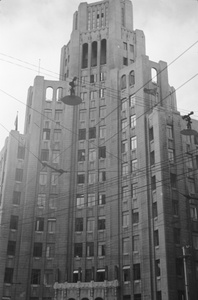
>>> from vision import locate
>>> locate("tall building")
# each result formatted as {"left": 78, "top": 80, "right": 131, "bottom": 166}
{"left": 0, "top": 0, "right": 198, "bottom": 300}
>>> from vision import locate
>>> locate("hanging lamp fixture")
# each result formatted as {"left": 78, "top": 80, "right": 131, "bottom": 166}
{"left": 61, "top": 77, "right": 82, "bottom": 106}
{"left": 181, "top": 111, "right": 198, "bottom": 136}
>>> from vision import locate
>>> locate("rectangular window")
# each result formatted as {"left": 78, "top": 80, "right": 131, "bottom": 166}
{"left": 4, "top": 268, "right": 13, "bottom": 284}
{"left": 39, "top": 172, "right": 47, "bottom": 186}
{"left": 168, "top": 149, "right": 175, "bottom": 163}
{"left": 46, "top": 243, "right": 55, "bottom": 258}
{"left": 173, "top": 200, "right": 179, "bottom": 216}
{"left": 47, "top": 219, "right": 56, "bottom": 233}
{"left": 99, "top": 126, "right": 106, "bottom": 138}
{"left": 154, "top": 230, "right": 159, "bottom": 246}
{"left": 35, "top": 217, "right": 44, "bottom": 232}
{"left": 123, "top": 212, "right": 129, "bottom": 227}
{"left": 188, "top": 178, "right": 195, "bottom": 195}
{"left": 150, "top": 151, "right": 155, "bottom": 166}
{"left": 123, "top": 237, "right": 129, "bottom": 254}
{"left": 174, "top": 228, "right": 180, "bottom": 244}
{"left": 90, "top": 90, "right": 97, "bottom": 100}
{"left": 98, "top": 242, "right": 105, "bottom": 256}
{"left": 167, "top": 125, "right": 173, "bottom": 139}
{"left": 77, "top": 194, "right": 85, "bottom": 208}
{"left": 15, "top": 168, "right": 23, "bottom": 182}
{"left": 17, "top": 146, "right": 25, "bottom": 159}
{"left": 77, "top": 173, "right": 85, "bottom": 184}
{"left": 99, "top": 88, "right": 105, "bottom": 98}
{"left": 31, "top": 269, "right": 41, "bottom": 285}
{"left": 134, "top": 294, "right": 141, "bottom": 300}
{"left": 121, "top": 119, "right": 127, "bottom": 131}
{"left": 149, "top": 127, "right": 154, "bottom": 141}
{"left": 153, "top": 202, "right": 158, "bottom": 218}
{"left": 44, "top": 109, "right": 52, "bottom": 119}
{"left": 54, "top": 130, "right": 61, "bottom": 141}
{"left": 49, "top": 195, "right": 56, "bottom": 209}
{"left": 131, "top": 159, "right": 137, "bottom": 172}
{"left": 155, "top": 259, "right": 161, "bottom": 277}
{"left": 51, "top": 173, "right": 59, "bottom": 186}
{"left": 78, "top": 149, "right": 85, "bottom": 161}
{"left": 33, "top": 243, "right": 42, "bottom": 257}
{"left": 123, "top": 57, "right": 128, "bottom": 66}
{"left": 190, "top": 204, "right": 197, "bottom": 220}
{"left": 99, "top": 170, "right": 106, "bottom": 182}
{"left": 129, "top": 94, "right": 135, "bottom": 107}
{"left": 193, "top": 235, "right": 198, "bottom": 249}
{"left": 99, "top": 106, "right": 106, "bottom": 118}
{"left": 170, "top": 173, "right": 177, "bottom": 188}
{"left": 44, "top": 270, "right": 53, "bottom": 286}
{"left": 130, "top": 115, "right": 136, "bottom": 128}
{"left": 130, "top": 44, "right": 134, "bottom": 53}
{"left": 55, "top": 110, "right": 62, "bottom": 121}
{"left": 10, "top": 215, "right": 18, "bottom": 230}
{"left": 130, "top": 136, "right": 137, "bottom": 150}
{"left": 52, "top": 151, "right": 60, "bottom": 164}
{"left": 176, "top": 258, "right": 183, "bottom": 276}
{"left": 86, "top": 242, "right": 94, "bottom": 257}
{"left": 122, "top": 163, "right": 128, "bottom": 176}
{"left": 132, "top": 183, "right": 137, "bottom": 198}
{"left": 43, "top": 129, "right": 50, "bottom": 140}
{"left": 122, "top": 186, "right": 128, "bottom": 202}
{"left": 133, "top": 263, "right": 141, "bottom": 280}
{"left": 88, "top": 172, "right": 96, "bottom": 184}
{"left": 123, "top": 42, "right": 127, "bottom": 50}
{"left": 87, "top": 218, "right": 95, "bottom": 232}
{"left": 99, "top": 146, "right": 106, "bottom": 158}
{"left": 132, "top": 235, "right": 139, "bottom": 252}
{"left": 132, "top": 209, "right": 139, "bottom": 225}
{"left": 89, "top": 149, "right": 96, "bottom": 161}
{"left": 121, "top": 140, "right": 128, "bottom": 153}
{"left": 121, "top": 98, "right": 127, "bottom": 111}
{"left": 151, "top": 176, "right": 156, "bottom": 191}
{"left": 90, "top": 109, "right": 96, "bottom": 120}
{"left": 13, "top": 191, "right": 21, "bottom": 205}
{"left": 123, "top": 266, "right": 130, "bottom": 282}
{"left": 7, "top": 241, "right": 16, "bottom": 256}
{"left": 98, "top": 193, "right": 106, "bottom": 205}
{"left": 79, "top": 128, "right": 86, "bottom": 140}
{"left": 85, "top": 269, "right": 92, "bottom": 282}
{"left": 41, "top": 149, "right": 49, "bottom": 162}
{"left": 98, "top": 217, "right": 106, "bottom": 230}
{"left": 89, "top": 127, "right": 96, "bottom": 139}
{"left": 74, "top": 243, "right": 83, "bottom": 257}
{"left": 79, "top": 110, "right": 86, "bottom": 121}
{"left": 88, "top": 194, "right": 95, "bottom": 207}
{"left": 75, "top": 218, "right": 83, "bottom": 232}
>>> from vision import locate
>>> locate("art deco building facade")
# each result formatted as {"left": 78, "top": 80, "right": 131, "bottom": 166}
{"left": 0, "top": 0, "right": 198, "bottom": 300}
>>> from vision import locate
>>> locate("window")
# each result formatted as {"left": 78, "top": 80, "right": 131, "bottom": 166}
{"left": 98, "top": 193, "right": 106, "bottom": 205}
{"left": 99, "top": 126, "right": 106, "bottom": 138}
{"left": 17, "top": 146, "right": 25, "bottom": 159}
{"left": 129, "top": 94, "right": 136, "bottom": 107}
{"left": 33, "top": 243, "right": 42, "bottom": 257}
{"left": 170, "top": 173, "right": 177, "bottom": 188}
{"left": 188, "top": 179, "right": 195, "bottom": 195}
{"left": 123, "top": 238, "right": 129, "bottom": 254}
{"left": 98, "top": 217, "right": 106, "bottom": 230}
{"left": 123, "top": 57, "right": 128, "bottom": 66}
{"left": 129, "top": 70, "right": 135, "bottom": 86}
{"left": 121, "top": 98, "right": 127, "bottom": 111}
{"left": 130, "top": 115, "right": 136, "bottom": 128}
{"left": 51, "top": 173, "right": 59, "bottom": 186}
{"left": 150, "top": 151, "right": 155, "bottom": 166}
{"left": 77, "top": 173, "right": 85, "bottom": 184}
{"left": 77, "top": 194, "right": 85, "bottom": 208}
{"left": 15, "top": 168, "right": 23, "bottom": 182}
{"left": 156, "top": 291, "right": 162, "bottom": 300}
{"left": 44, "top": 109, "right": 52, "bottom": 119}
{"left": 121, "top": 75, "right": 126, "bottom": 89}
{"left": 88, "top": 194, "right": 95, "bottom": 207}
{"left": 52, "top": 150, "right": 60, "bottom": 164}
{"left": 132, "top": 235, "right": 139, "bottom": 252}
{"left": 37, "top": 194, "right": 46, "bottom": 207}
{"left": 99, "top": 170, "right": 106, "bottom": 182}
{"left": 155, "top": 259, "right": 161, "bottom": 277}
{"left": 176, "top": 258, "right": 183, "bottom": 276}
{"left": 123, "top": 266, "right": 130, "bottom": 282}
{"left": 101, "top": 39, "right": 107, "bottom": 65}
{"left": 86, "top": 242, "right": 94, "bottom": 257}
{"left": 153, "top": 202, "right": 158, "bottom": 218}
{"left": 151, "top": 68, "right": 158, "bottom": 83}
{"left": 100, "top": 72, "right": 106, "bottom": 81}
{"left": 47, "top": 219, "right": 56, "bottom": 233}
{"left": 42, "top": 129, "right": 50, "bottom": 140}
{"left": 154, "top": 230, "right": 159, "bottom": 246}
{"left": 121, "top": 119, "right": 127, "bottom": 131}
{"left": 122, "top": 186, "right": 128, "bottom": 202}
{"left": 80, "top": 91, "right": 88, "bottom": 101}
{"left": 44, "top": 121, "right": 50, "bottom": 129}
{"left": 131, "top": 159, "right": 137, "bottom": 172}
{"left": 132, "top": 183, "right": 137, "bottom": 198}
{"left": 41, "top": 149, "right": 49, "bottom": 162}
{"left": 85, "top": 269, "right": 92, "bottom": 282}
{"left": 90, "top": 74, "right": 97, "bottom": 83}
{"left": 132, "top": 209, "right": 139, "bottom": 225}
{"left": 88, "top": 172, "right": 96, "bottom": 184}
{"left": 99, "top": 106, "right": 106, "bottom": 118}
{"left": 167, "top": 125, "right": 173, "bottom": 139}
{"left": 7, "top": 241, "right": 16, "bottom": 256}
{"left": 90, "top": 109, "right": 96, "bottom": 120}
{"left": 13, "top": 191, "right": 21, "bottom": 205}
{"left": 87, "top": 218, "right": 95, "bottom": 232}
{"left": 134, "top": 295, "right": 141, "bottom": 300}
{"left": 168, "top": 149, "right": 174, "bottom": 163}
{"left": 178, "top": 291, "right": 185, "bottom": 300}
{"left": 10, "top": 215, "right": 18, "bottom": 230}
{"left": 75, "top": 218, "right": 83, "bottom": 232}
{"left": 35, "top": 217, "right": 44, "bottom": 232}
{"left": 98, "top": 242, "right": 105, "bottom": 256}
{"left": 46, "top": 243, "right": 55, "bottom": 258}
{"left": 123, "top": 42, "right": 127, "bottom": 50}
{"left": 190, "top": 204, "right": 197, "bottom": 220}
{"left": 89, "top": 149, "right": 96, "bottom": 161}
{"left": 173, "top": 200, "right": 179, "bottom": 216}
{"left": 151, "top": 176, "right": 156, "bottom": 191}
{"left": 4, "top": 268, "right": 13, "bottom": 284}
{"left": 31, "top": 269, "right": 41, "bottom": 285}
{"left": 123, "top": 212, "right": 129, "bottom": 227}
{"left": 54, "top": 130, "right": 61, "bottom": 141}
{"left": 91, "top": 41, "right": 97, "bottom": 67}
{"left": 99, "top": 146, "right": 106, "bottom": 159}
{"left": 90, "top": 90, "right": 97, "bottom": 100}
{"left": 130, "top": 44, "right": 134, "bottom": 53}
{"left": 44, "top": 270, "right": 53, "bottom": 286}
{"left": 133, "top": 263, "right": 141, "bottom": 280}
{"left": 174, "top": 228, "right": 180, "bottom": 244}
{"left": 121, "top": 140, "right": 128, "bottom": 153}
{"left": 130, "top": 136, "right": 137, "bottom": 150}
{"left": 122, "top": 163, "right": 128, "bottom": 176}
{"left": 39, "top": 172, "right": 47, "bottom": 186}
{"left": 96, "top": 269, "right": 105, "bottom": 282}
{"left": 149, "top": 127, "right": 154, "bottom": 141}
{"left": 56, "top": 87, "right": 63, "bottom": 102}
{"left": 89, "top": 127, "right": 96, "bottom": 139}
{"left": 55, "top": 110, "right": 62, "bottom": 121}
{"left": 79, "top": 128, "right": 86, "bottom": 140}
{"left": 74, "top": 243, "right": 83, "bottom": 257}
{"left": 82, "top": 43, "right": 88, "bottom": 68}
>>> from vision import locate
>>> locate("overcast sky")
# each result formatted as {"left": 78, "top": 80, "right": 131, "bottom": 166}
{"left": 0, "top": 0, "right": 197, "bottom": 150}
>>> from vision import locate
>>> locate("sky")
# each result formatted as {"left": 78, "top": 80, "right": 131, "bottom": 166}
{"left": 0, "top": 0, "right": 197, "bottom": 150}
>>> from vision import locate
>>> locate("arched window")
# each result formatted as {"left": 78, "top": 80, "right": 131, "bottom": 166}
{"left": 56, "top": 87, "right": 63, "bottom": 101}
{"left": 129, "top": 70, "right": 135, "bottom": 86}
{"left": 100, "top": 39, "right": 106, "bottom": 65}
{"left": 91, "top": 41, "right": 97, "bottom": 67}
{"left": 151, "top": 68, "right": 157, "bottom": 84}
{"left": 46, "top": 87, "right": 53, "bottom": 101}
{"left": 121, "top": 75, "right": 126, "bottom": 90}
{"left": 82, "top": 43, "right": 88, "bottom": 69}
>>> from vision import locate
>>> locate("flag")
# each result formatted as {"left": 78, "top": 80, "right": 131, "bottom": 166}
{"left": 14, "top": 112, "right": 18, "bottom": 131}
{"left": 144, "top": 87, "right": 157, "bottom": 96}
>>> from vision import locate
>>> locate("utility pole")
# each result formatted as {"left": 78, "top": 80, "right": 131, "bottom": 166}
{"left": 182, "top": 246, "right": 190, "bottom": 300}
